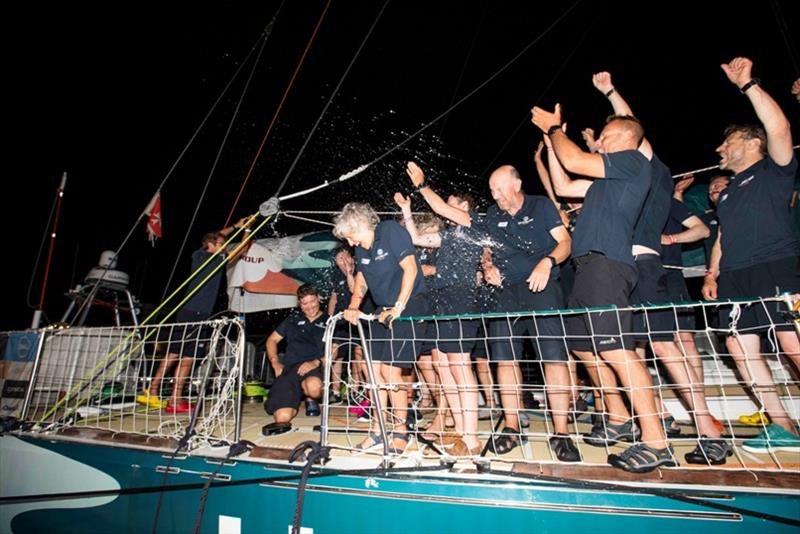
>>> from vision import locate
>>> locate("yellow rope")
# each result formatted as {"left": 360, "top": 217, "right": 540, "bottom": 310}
{"left": 37, "top": 213, "right": 270, "bottom": 424}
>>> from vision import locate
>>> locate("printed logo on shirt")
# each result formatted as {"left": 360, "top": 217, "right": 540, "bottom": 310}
{"left": 738, "top": 175, "right": 755, "bottom": 187}
{"left": 375, "top": 250, "right": 389, "bottom": 262}
{"left": 314, "top": 323, "right": 326, "bottom": 329}
{"left": 297, "top": 320, "right": 306, "bottom": 325}
{"left": 518, "top": 216, "right": 534, "bottom": 226}
{"left": 497, "top": 221, "right": 508, "bottom": 227}
{"left": 710, "top": 220, "right": 718, "bottom": 226}
{"left": 361, "top": 258, "right": 371, "bottom": 265}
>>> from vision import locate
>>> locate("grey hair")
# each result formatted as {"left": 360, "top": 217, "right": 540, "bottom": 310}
{"left": 333, "top": 202, "right": 380, "bottom": 239}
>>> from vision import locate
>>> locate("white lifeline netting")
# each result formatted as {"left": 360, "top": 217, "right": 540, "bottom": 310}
{"left": 318, "top": 297, "right": 800, "bottom": 471}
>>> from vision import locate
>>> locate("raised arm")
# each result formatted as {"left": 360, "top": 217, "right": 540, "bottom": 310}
{"left": 406, "top": 161, "right": 472, "bottom": 227}
{"left": 722, "top": 57, "right": 793, "bottom": 165}
{"left": 592, "top": 71, "right": 653, "bottom": 156}
{"left": 394, "top": 192, "right": 442, "bottom": 248}
{"left": 544, "top": 129, "right": 593, "bottom": 198}
{"left": 672, "top": 174, "right": 695, "bottom": 202}
{"left": 534, "top": 141, "right": 559, "bottom": 206}
{"left": 532, "top": 104, "right": 606, "bottom": 178}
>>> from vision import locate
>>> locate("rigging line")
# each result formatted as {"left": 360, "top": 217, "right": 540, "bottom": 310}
{"left": 437, "top": 0, "right": 489, "bottom": 139}
{"left": 223, "top": 0, "right": 326, "bottom": 227}
{"left": 671, "top": 144, "right": 800, "bottom": 179}
{"left": 281, "top": 212, "right": 335, "bottom": 227}
{"left": 354, "top": 0, "right": 583, "bottom": 170}
{"left": 65, "top": 13, "right": 280, "bottom": 324}
{"left": 272, "top": 0, "right": 391, "bottom": 199}
{"left": 770, "top": 0, "right": 800, "bottom": 75}
{"left": 41, "top": 216, "right": 267, "bottom": 423}
{"left": 161, "top": 20, "right": 272, "bottom": 302}
{"left": 67, "top": 212, "right": 147, "bottom": 327}
{"left": 26, "top": 176, "right": 60, "bottom": 308}
{"left": 154, "top": 12, "right": 281, "bottom": 197}
{"left": 283, "top": 210, "right": 432, "bottom": 215}
{"left": 277, "top": 0, "right": 583, "bottom": 203}
{"left": 479, "top": 18, "right": 595, "bottom": 179}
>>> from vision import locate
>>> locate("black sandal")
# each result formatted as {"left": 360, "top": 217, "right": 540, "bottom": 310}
{"left": 549, "top": 434, "right": 581, "bottom": 462}
{"left": 583, "top": 418, "right": 640, "bottom": 447}
{"left": 684, "top": 436, "right": 733, "bottom": 465}
{"left": 488, "top": 427, "right": 525, "bottom": 455}
{"left": 608, "top": 443, "right": 678, "bottom": 473}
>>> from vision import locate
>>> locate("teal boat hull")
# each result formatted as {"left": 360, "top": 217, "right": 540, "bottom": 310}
{"left": 1, "top": 435, "right": 798, "bottom": 533}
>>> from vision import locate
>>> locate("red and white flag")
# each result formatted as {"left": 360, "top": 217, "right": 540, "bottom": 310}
{"left": 144, "top": 191, "right": 162, "bottom": 245}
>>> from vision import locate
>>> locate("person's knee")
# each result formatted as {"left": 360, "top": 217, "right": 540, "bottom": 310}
{"left": 273, "top": 408, "right": 297, "bottom": 423}
{"left": 303, "top": 378, "right": 323, "bottom": 399}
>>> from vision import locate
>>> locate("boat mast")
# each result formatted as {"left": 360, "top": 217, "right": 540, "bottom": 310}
{"left": 31, "top": 172, "right": 67, "bottom": 328}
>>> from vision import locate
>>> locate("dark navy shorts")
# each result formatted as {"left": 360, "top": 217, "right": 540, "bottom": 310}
{"left": 488, "top": 280, "right": 567, "bottom": 363}
{"left": 430, "top": 284, "right": 479, "bottom": 354}
{"left": 163, "top": 308, "right": 210, "bottom": 358}
{"left": 630, "top": 255, "right": 677, "bottom": 342}
{"left": 664, "top": 269, "right": 695, "bottom": 331}
{"left": 266, "top": 362, "right": 323, "bottom": 414}
{"left": 718, "top": 256, "right": 800, "bottom": 333}
{"left": 366, "top": 294, "right": 430, "bottom": 368}
{"left": 566, "top": 253, "right": 637, "bottom": 352}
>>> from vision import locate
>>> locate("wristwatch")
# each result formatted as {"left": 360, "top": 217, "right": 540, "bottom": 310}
{"left": 546, "top": 255, "right": 557, "bottom": 268}
{"left": 394, "top": 301, "right": 406, "bottom": 312}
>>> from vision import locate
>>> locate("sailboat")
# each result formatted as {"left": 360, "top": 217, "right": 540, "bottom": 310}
{"left": 3, "top": 3, "right": 800, "bottom": 533}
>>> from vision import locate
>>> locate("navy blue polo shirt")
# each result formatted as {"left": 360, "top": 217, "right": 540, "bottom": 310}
{"left": 662, "top": 198, "right": 694, "bottom": 268}
{"left": 716, "top": 155, "right": 800, "bottom": 271}
{"left": 430, "top": 218, "right": 485, "bottom": 290}
{"left": 354, "top": 220, "right": 426, "bottom": 307}
{"left": 275, "top": 311, "right": 329, "bottom": 367}
{"left": 483, "top": 195, "right": 563, "bottom": 285}
{"left": 632, "top": 154, "right": 673, "bottom": 253}
{"left": 572, "top": 150, "right": 652, "bottom": 267}
{"left": 329, "top": 268, "right": 352, "bottom": 314}
{"left": 183, "top": 248, "right": 226, "bottom": 316}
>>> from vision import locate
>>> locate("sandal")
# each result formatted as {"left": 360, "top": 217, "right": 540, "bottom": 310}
{"left": 684, "top": 436, "right": 733, "bottom": 465}
{"left": 608, "top": 443, "right": 678, "bottom": 473}
{"left": 662, "top": 415, "right": 681, "bottom": 438}
{"left": 354, "top": 431, "right": 384, "bottom": 451}
{"left": 549, "top": 434, "right": 581, "bottom": 462}
{"left": 583, "top": 419, "right": 640, "bottom": 447}
{"left": 487, "top": 427, "right": 526, "bottom": 455}
{"left": 388, "top": 432, "right": 410, "bottom": 454}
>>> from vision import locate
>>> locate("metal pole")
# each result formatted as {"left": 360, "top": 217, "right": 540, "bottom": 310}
{"left": 32, "top": 172, "right": 67, "bottom": 328}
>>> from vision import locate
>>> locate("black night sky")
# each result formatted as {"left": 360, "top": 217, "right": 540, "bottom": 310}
{"left": 5, "top": 1, "right": 799, "bottom": 331}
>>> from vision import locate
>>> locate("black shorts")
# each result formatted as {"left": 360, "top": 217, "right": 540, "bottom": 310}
{"left": 265, "top": 362, "right": 323, "bottom": 415}
{"left": 488, "top": 280, "right": 567, "bottom": 363}
{"left": 431, "top": 284, "right": 479, "bottom": 354}
{"left": 366, "top": 294, "right": 430, "bottom": 368}
{"left": 162, "top": 309, "right": 211, "bottom": 358}
{"left": 567, "top": 253, "right": 637, "bottom": 352}
{"left": 664, "top": 269, "right": 695, "bottom": 331}
{"left": 630, "top": 255, "right": 677, "bottom": 342}
{"left": 471, "top": 320, "right": 491, "bottom": 359}
{"left": 718, "top": 256, "right": 800, "bottom": 333}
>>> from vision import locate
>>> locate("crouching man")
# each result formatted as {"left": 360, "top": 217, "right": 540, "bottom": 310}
{"left": 264, "top": 284, "right": 328, "bottom": 432}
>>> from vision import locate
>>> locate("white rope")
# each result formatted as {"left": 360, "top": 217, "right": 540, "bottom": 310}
{"left": 282, "top": 212, "right": 336, "bottom": 227}
{"left": 672, "top": 144, "right": 800, "bottom": 179}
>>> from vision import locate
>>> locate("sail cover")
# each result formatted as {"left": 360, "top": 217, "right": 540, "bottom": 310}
{"left": 226, "top": 231, "right": 340, "bottom": 312}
